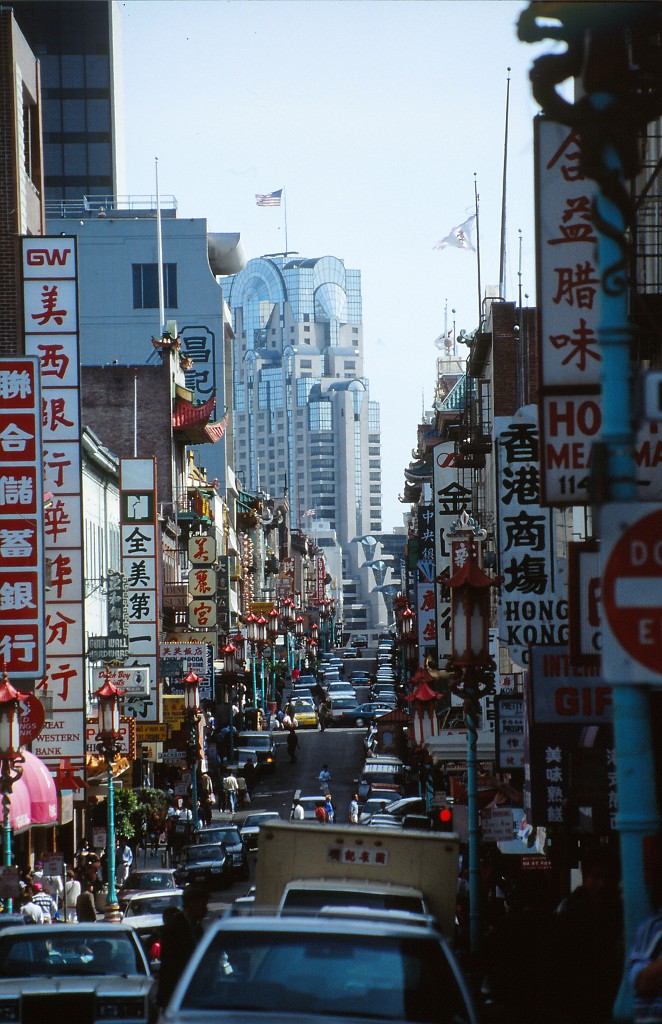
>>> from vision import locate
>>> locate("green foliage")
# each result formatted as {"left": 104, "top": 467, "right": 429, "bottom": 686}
{"left": 131, "top": 787, "right": 168, "bottom": 843}
{"left": 113, "top": 787, "right": 138, "bottom": 842}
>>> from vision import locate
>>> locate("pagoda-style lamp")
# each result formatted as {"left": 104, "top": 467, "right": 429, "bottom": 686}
{"left": 294, "top": 616, "right": 304, "bottom": 671}
{"left": 183, "top": 669, "right": 201, "bottom": 830}
{"left": 282, "top": 598, "right": 296, "bottom": 672}
{"left": 446, "top": 509, "right": 501, "bottom": 955}
{"left": 256, "top": 615, "right": 268, "bottom": 707}
{"left": 0, "top": 665, "right": 25, "bottom": 913}
{"left": 267, "top": 608, "right": 280, "bottom": 702}
{"left": 244, "top": 613, "right": 258, "bottom": 705}
{"left": 94, "top": 676, "right": 123, "bottom": 922}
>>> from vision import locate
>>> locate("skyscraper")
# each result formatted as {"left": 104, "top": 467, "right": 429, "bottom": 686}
{"left": 9, "top": 0, "right": 124, "bottom": 204}
{"left": 221, "top": 254, "right": 385, "bottom": 631}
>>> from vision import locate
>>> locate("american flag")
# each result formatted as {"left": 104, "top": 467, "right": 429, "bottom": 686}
{"left": 255, "top": 189, "right": 283, "bottom": 207}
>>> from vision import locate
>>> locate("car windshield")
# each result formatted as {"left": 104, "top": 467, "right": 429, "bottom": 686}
{"left": 195, "top": 829, "right": 239, "bottom": 845}
{"left": 124, "top": 871, "right": 173, "bottom": 890}
{"left": 0, "top": 931, "right": 144, "bottom": 977}
{"left": 243, "top": 813, "right": 279, "bottom": 829}
{"left": 180, "top": 931, "right": 470, "bottom": 1022}
{"left": 185, "top": 845, "right": 225, "bottom": 863}
{"left": 237, "top": 734, "right": 271, "bottom": 748}
{"left": 124, "top": 892, "right": 182, "bottom": 917}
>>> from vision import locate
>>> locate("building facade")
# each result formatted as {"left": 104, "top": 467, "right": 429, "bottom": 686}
{"left": 221, "top": 254, "right": 385, "bottom": 631}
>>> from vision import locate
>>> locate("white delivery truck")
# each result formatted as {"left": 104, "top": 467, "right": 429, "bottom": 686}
{"left": 253, "top": 820, "right": 460, "bottom": 939}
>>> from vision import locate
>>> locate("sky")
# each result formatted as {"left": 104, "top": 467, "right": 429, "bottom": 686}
{"left": 119, "top": 0, "right": 544, "bottom": 532}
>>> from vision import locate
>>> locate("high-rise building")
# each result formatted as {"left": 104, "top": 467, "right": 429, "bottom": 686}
{"left": 221, "top": 254, "right": 385, "bottom": 632}
{"left": 8, "top": 0, "right": 124, "bottom": 204}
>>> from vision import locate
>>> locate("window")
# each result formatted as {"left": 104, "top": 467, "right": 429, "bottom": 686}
{"left": 132, "top": 264, "right": 178, "bottom": 309}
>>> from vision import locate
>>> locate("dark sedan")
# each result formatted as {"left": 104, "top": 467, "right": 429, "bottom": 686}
{"left": 328, "top": 695, "right": 359, "bottom": 725}
{"left": 191, "top": 825, "right": 249, "bottom": 879}
{"left": 174, "top": 843, "right": 232, "bottom": 890}
{"left": 333, "top": 701, "right": 395, "bottom": 728}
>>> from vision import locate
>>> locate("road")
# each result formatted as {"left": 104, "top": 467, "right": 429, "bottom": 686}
{"left": 208, "top": 706, "right": 369, "bottom": 912}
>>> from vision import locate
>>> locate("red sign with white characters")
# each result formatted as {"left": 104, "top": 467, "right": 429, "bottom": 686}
{"left": 602, "top": 503, "right": 662, "bottom": 682}
{"left": 18, "top": 693, "right": 46, "bottom": 745}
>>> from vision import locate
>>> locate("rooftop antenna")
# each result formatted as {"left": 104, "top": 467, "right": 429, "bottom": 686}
{"left": 499, "top": 68, "right": 511, "bottom": 299}
{"left": 155, "top": 157, "right": 165, "bottom": 337}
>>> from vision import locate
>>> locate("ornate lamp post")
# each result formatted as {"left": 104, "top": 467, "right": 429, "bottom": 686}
{"left": 280, "top": 597, "right": 296, "bottom": 673}
{"left": 446, "top": 510, "right": 501, "bottom": 954}
{"left": 397, "top": 603, "right": 415, "bottom": 687}
{"left": 320, "top": 598, "right": 332, "bottom": 654}
{"left": 244, "top": 612, "right": 258, "bottom": 705}
{"left": 309, "top": 623, "right": 319, "bottom": 672}
{"left": 255, "top": 615, "right": 268, "bottom": 707}
{"left": 294, "top": 615, "right": 304, "bottom": 672}
{"left": 183, "top": 669, "right": 201, "bottom": 830}
{"left": 94, "top": 676, "right": 123, "bottom": 922}
{"left": 0, "top": 666, "right": 25, "bottom": 913}
{"left": 220, "top": 642, "right": 239, "bottom": 759}
{"left": 267, "top": 607, "right": 280, "bottom": 702}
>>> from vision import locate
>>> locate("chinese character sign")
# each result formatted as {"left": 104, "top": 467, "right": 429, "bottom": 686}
{"left": 433, "top": 442, "right": 470, "bottom": 667}
{"left": 121, "top": 459, "right": 159, "bottom": 722}
{"left": 495, "top": 410, "right": 568, "bottom": 668}
{"left": 23, "top": 238, "right": 85, "bottom": 769}
{"left": 0, "top": 357, "right": 45, "bottom": 679}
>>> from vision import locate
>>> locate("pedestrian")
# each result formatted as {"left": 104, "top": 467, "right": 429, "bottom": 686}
{"left": 349, "top": 793, "right": 359, "bottom": 824}
{"left": 116, "top": 837, "right": 133, "bottom": 887}
{"left": 20, "top": 885, "right": 44, "bottom": 924}
{"left": 324, "top": 794, "right": 335, "bottom": 823}
{"left": 76, "top": 882, "right": 97, "bottom": 922}
{"left": 237, "top": 773, "right": 247, "bottom": 809}
{"left": 157, "top": 884, "right": 209, "bottom": 1009}
{"left": 223, "top": 771, "right": 239, "bottom": 814}
{"left": 314, "top": 801, "right": 327, "bottom": 824}
{"left": 628, "top": 873, "right": 662, "bottom": 1023}
{"left": 243, "top": 758, "right": 256, "bottom": 796}
{"left": 32, "top": 881, "right": 58, "bottom": 923}
{"left": 286, "top": 726, "right": 299, "bottom": 763}
{"left": 319, "top": 700, "right": 331, "bottom": 732}
{"left": 318, "top": 764, "right": 331, "bottom": 794}
{"left": 292, "top": 798, "right": 305, "bottom": 821}
{"left": 64, "top": 867, "right": 81, "bottom": 922}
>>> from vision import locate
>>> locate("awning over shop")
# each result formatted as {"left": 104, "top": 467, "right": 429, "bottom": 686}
{"left": 8, "top": 752, "right": 58, "bottom": 834}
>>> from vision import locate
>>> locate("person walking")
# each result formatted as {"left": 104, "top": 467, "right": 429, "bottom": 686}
{"left": 157, "top": 884, "right": 209, "bottom": 1010}
{"left": 314, "top": 801, "right": 327, "bottom": 824}
{"left": 64, "top": 868, "right": 81, "bottom": 922}
{"left": 324, "top": 794, "right": 335, "bottom": 824}
{"left": 349, "top": 793, "right": 359, "bottom": 824}
{"left": 20, "top": 885, "right": 44, "bottom": 924}
{"left": 292, "top": 798, "right": 305, "bottom": 821}
{"left": 223, "top": 771, "right": 239, "bottom": 814}
{"left": 76, "top": 882, "right": 97, "bottom": 922}
{"left": 286, "top": 726, "right": 299, "bottom": 763}
{"left": 237, "top": 773, "right": 247, "bottom": 809}
{"left": 116, "top": 838, "right": 133, "bottom": 888}
{"left": 318, "top": 764, "right": 331, "bottom": 794}
{"left": 32, "top": 882, "right": 58, "bottom": 923}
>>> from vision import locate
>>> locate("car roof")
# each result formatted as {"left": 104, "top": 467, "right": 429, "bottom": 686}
{"left": 205, "top": 914, "right": 438, "bottom": 940}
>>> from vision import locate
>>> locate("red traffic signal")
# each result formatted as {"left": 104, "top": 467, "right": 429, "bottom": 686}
{"left": 437, "top": 806, "right": 453, "bottom": 831}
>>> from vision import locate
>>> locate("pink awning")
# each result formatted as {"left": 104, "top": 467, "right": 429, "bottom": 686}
{"left": 8, "top": 777, "right": 32, "bottom": 834}
{"left": 22, "top": 751, "right": 58, "bottom": 825}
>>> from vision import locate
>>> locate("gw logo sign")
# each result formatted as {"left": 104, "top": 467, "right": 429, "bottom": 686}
{"left": 26, "top": 248, "right": 72, "bottom": 266}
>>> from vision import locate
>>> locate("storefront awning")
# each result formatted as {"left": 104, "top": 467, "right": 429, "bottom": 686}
{"left": 9, "top": 751, "right": 58, "bottom": 833}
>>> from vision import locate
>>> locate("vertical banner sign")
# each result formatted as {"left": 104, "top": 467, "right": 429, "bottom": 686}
{"left": 0, "top": 357, "right": 45, "bottom": 680}
{"left": 316, "top": 556, "right": 326, "bottom": 606}
{"left": 433, "top": 442, "right": 470, "bottom": 668}
{"left": 416, "top": 505, "right": 436, "bottom": 665}
{"left": 535, "top": 119, "right": 601, "bottom": 506}
{"left": 120, "top": 459, "right": 159, "bottom": 722}
{"left": 23, "top": 237, "right": 86, "bottom": 770}
{"left": 494, "top": 694, "right": 526, "bottom": 770}
{"left": 495, "top": 408, "right": 568, "bottom": 668}
{"left": 187, "top": 533, "right": 218, "bottom": 649}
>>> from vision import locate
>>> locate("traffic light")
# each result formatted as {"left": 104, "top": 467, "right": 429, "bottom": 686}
{"left": 436, "top": 805, "right": 454, "bottom": 832}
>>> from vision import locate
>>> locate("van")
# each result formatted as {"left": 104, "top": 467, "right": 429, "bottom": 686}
{"left": 235, "top": 731, "right": 276, "bottom": 772}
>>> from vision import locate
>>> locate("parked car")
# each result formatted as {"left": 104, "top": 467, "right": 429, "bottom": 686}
{"left": 239, "top": 811, "right": 282, "bottom": 852}
{"left": 381, "top": 796, "right": 427, "bottom": 820}
{"left": 350, "top": 670, "right": 372, "bottom": 684}
{"left": 325, "top": 682, "right": 356, "bottom": 700}
{"left": 174, "top": 843, "right": 232, "bottom": 889}
{"left": 191, "top": 825, "right": 249, "bottom": 879}
{"left": 118, "top": 868, "right": 178, "bottom": 905}
{"left": 351, "top": 634, "right": 369, "bottom": 648}
{"left": 235, "top": 730, "right": 276, "bottom": 772}
{"left": 332, "top": 701, "right": 394, "bottom": 728}
{"left": 121, "top": 889, "right": 183, "bottom": 919}
{"left": 0, "top": 923, "right": 156, "bottom": 1021}
{"left": 160, "top": 914, "right": 478, "bottom": 1024}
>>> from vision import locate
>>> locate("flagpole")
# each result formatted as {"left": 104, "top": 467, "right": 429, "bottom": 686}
{"left": 499, "top": 68, "right": 511, "bottom": 300}
{"left": 474, "top": 174, "right": 482, "bottom": 325}
{"left": 283, "top": 188, "right": 289, "bottom": 256}
{"left": 155, "top": 156, "right": 165, "bottom": 337}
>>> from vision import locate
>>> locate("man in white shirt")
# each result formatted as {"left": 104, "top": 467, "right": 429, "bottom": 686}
{"left": 292, "top": 799, "right": 305, "bottom": 821}
{"left": 20, "top": 886, "right": 44, "bottom": 924}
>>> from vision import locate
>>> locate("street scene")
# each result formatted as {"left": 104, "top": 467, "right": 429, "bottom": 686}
{"left": 1, "top": 1, "right": 662, "bottom": 1023}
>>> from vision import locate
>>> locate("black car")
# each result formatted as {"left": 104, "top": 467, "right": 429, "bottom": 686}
{"left": 192, "top": 825, "right": 249, "bottom": 879}
{"left": 235, "top": 731, "right": 276, "bottom": 772}
{"left": 174, "top": 843, "right": 232, "bottom": 889}
{"left": 240, "top": 811, "right": 282, "bottom": 852}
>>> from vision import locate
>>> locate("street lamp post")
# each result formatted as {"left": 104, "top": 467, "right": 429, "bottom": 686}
{"left": 183, "top": 669, "right": 201, "bottom": 830}
{"left": 0, "top": 666, "right": 25, "bottom": 914}
{"left": 398, "top": 603, "right": 415, "bottom": 687}
{"left": 267, "top": 608, "right": 280, "bottom": 702}
{"left": 446, "top": 510, "right": 500, "bottom": 955}
{"left": 244, "top": 612, "right": 258, "bottom": 706}
{"left": 281, "top": 598, "right": 295, "bottom": 674}
{"left": 94, "top": 677, "right": 123, "bottom": 922}
{"left": 220, "top": 642, "right": 239, "bottom": 759}
{"left": 294, "top": 616, "right": 304, "bottom": 672}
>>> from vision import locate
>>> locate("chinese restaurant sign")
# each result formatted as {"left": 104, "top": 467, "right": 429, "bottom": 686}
{"left": 120, "top": 459, "right": 159, "bottom": 722}
{"left": 23, "top": 238, "right": 86, "bottom": 770}
{"left": 433, "top": 442, "right": 470, "bottom": 668}
{"left": 0, "top": 356, "right": 45, "bottom": 680}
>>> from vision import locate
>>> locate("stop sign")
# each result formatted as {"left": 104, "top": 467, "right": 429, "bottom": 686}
{"left": 602, "top": 503, "right": 662, "bottom": 683}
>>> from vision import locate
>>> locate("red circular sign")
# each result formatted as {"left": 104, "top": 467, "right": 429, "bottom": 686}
{"left": 18, "top": 693, "right": 46, "bottom": 745}
{"left": 603, "top": 507, "right": 662, "bottom": 674}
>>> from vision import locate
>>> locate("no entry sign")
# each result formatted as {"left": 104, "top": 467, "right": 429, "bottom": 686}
{"left": 602, "top": 503, "right": 662, "bottom": 683}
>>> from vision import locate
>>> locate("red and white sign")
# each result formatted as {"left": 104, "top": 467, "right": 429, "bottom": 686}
{"left": 601, "top": 503, "right": 662, "bottom": 682}
{"left": 18, "top": 692, "right": 46, "bottom": 745}
{"left": 0, "top": 356, "right": 45, "bottom": 679}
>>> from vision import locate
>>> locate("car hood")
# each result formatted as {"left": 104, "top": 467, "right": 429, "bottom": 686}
{"left": 164, "top": 1014, "right": 413, "bottom": 1024}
